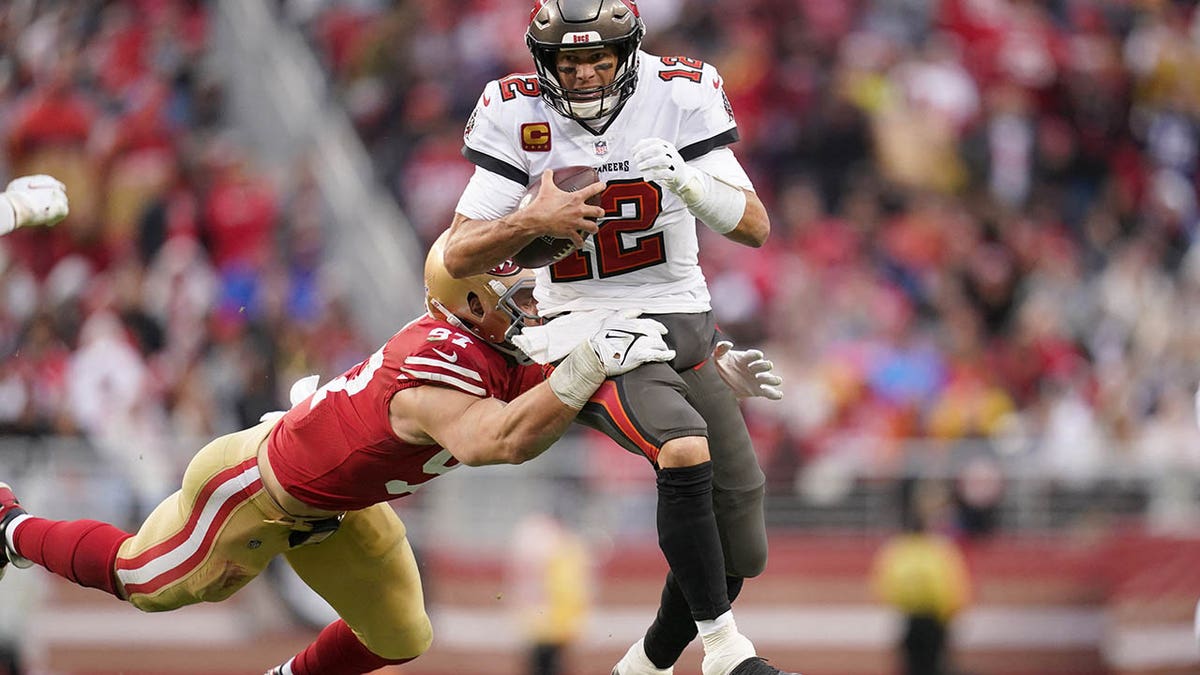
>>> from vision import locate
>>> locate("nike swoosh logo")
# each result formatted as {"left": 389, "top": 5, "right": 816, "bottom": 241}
{"left": 432, "top": 348, "right": 459, "bottom": 363}
{"left": 482, "top": 93, "right": 492, "bottom": 106}
{"left": 603, "top": 330, "right": 642, "bottom": 366}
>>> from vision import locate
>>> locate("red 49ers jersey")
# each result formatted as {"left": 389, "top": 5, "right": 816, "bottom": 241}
{"left": 266, "top": 315, "right": 545, "bottom": 512}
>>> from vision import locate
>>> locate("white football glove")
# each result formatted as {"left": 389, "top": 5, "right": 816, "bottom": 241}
{"left": 1, "top": 174, "right": 69, "bottom": 234}
{"left": 549, "top": 312, "right": 675, "bottom": 409}
{"left": 713, "top": 340, "right": 782, "bottom": 400}
{"left": 588, "top": 314, "right": 675, "bottom": 377}
{"left": 632, "top": 137, "right": 745, "bottom": 234}
{"left": 633, "top": 137, "right": 705, "bottom": 203}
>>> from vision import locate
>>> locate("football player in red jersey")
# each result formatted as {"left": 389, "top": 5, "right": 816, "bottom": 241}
{"left": 0, "top": 232, "right": 679, "bottom": 675}
{"left": 442, "top": 1, "right": 792, "bottom": 674}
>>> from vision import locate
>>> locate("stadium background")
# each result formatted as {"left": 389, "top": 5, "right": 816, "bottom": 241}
{"left": 1, "top": 0, "right": 1200, "bottom": 673}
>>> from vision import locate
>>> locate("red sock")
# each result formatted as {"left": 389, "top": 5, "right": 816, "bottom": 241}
{"left": 291, "top": 620, "right": 414, "bottom": 675}
{"left": 12, "top": 517, "right": 131, "bottom": 597}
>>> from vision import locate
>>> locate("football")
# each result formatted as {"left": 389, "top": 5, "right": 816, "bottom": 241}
{"left": 511, "top": 165, "right": 602, "bottom": 268}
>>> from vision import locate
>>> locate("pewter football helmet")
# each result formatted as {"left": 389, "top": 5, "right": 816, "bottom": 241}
{"left": 526, "top": 0, "right": 645, "bottom": 124}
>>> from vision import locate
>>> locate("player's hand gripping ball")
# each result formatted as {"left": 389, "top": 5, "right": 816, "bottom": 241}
{"left": 512, "top": 165, "right": 602, "bottom": 268}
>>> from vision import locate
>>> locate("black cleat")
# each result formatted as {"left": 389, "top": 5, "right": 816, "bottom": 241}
{"left": 729, "top": 656, "right": 801, "bottom": 675}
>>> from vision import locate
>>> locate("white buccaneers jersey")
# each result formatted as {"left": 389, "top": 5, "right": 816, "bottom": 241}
{"left": 456, "top": 50, "right": 751, "bottom": 316}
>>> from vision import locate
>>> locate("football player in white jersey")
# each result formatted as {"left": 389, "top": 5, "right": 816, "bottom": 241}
{"left": 441, "top": 2, "right": 792, "bottom": 675}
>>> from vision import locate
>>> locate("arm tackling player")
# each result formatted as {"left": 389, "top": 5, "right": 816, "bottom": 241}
{"left": 0, "top": 232, "right": 674, "bottom": 675}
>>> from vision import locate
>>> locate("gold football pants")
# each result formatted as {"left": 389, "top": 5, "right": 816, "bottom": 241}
{"left": 112, "top": 420, "right": 431, "bottom": 659}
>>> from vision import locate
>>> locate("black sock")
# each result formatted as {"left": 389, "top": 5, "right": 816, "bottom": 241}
{"left": 644, "top": 572, "right": 746, "bottom": 669}
{"left": 655, "top": 461, "right": 730, "bottom": 623}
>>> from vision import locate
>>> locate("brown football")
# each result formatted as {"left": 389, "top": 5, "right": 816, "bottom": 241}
{"left": 512, "top": 165, "right": 602, "bottom": 268}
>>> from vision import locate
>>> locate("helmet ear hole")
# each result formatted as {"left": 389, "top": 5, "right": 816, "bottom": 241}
{"left": 466, "top": 292, "right": 485, "bottom": 319}
{"left": 424, "top": 230, "right": 536, "bottom": 363}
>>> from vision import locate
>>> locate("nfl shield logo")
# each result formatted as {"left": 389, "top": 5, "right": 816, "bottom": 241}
{"left": 594, "top": 140, "right": 608, "bottom": 156}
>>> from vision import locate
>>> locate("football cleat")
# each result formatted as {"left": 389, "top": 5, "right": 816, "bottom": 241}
{"left": 0, "top": 482, "right": 32, "bottom": 580}
{"left": 262, "top": 668, "right": 283, "bottom": 675}
{"left": 612, "top": 638, "right": 674, "bottom": 675}
{"left": 729, "top": 657, "right": 801, "bottom": 675}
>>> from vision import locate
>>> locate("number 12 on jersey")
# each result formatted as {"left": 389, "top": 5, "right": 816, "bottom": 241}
{"left": 550, "top": 179, "right": 665, "bottom": 282}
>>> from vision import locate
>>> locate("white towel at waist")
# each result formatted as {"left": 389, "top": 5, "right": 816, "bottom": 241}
{"left": 511, "top": 309, "right": 623, "bottom": 365}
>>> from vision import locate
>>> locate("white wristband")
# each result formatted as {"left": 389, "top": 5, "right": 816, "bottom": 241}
{"left": 0, "top": 196, "right": 15, "bottom": 236}
{"left": 548, "top": 341, "right": 607, "bottom": 410}
{"left": 679, "top": 170, "right": 746, "bottom": 235}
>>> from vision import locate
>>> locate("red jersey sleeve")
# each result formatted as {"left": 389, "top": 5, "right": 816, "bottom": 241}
{"left": 397, "top": 331, "right": 510, "bottom": 400}
{"left": 265, "top": 316, "right": 534, "bottom": 512}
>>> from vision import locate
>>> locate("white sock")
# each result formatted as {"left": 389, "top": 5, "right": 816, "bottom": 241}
{"left": 697, "top": 610, "right": 735, "bottom": 637}
{"left": 279, "top": 657, "right": 296, "bottom": 675}
{"left": 699, "top": 613, "right": 756, "bottom": 675}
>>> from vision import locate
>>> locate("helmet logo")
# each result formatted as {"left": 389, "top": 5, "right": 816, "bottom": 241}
{"left": 489, "top": 260, "right": 522, "bottom": 277}
{"left": 564, "top": 31, "right": 601, "bottom": 44}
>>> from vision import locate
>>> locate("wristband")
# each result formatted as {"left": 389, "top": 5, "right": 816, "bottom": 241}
{"left": 680, "top": 171, "right": 746, "bottom": 235}
{"left": 548, "top": 341, "right": 606, "bottom": 409}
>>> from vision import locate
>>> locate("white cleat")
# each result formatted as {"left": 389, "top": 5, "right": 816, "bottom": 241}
{"left": 612, "top": 638, "right": 674, "bottom": 675}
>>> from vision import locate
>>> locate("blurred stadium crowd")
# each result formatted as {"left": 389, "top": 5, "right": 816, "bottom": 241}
{"left": 289, "top": 0, "right": 1200, "bottom": 496}
{"left": 2, "top": 0, "right": 1200, "bottom": 516}
{"left": 0, "top": 0, "right": 373, "bottom": 509}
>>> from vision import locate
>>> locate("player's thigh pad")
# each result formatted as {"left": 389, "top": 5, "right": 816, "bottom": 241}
{"left": 576, "top": 311, "right": 718, "bottom": 461}
{"left": 681, "top": 359, "right": 768, "bottom": 577}
{"left": 580, "top": 360, "right": 707, "bottom": 462}
{"left": 285, "top": 504, "right": 431, "bottom": 660}
{"left": 650, "top": 311, "right": 720, "bottom": 369}
{"left": 116, "top": 421, "right": 294, "bottom": 611}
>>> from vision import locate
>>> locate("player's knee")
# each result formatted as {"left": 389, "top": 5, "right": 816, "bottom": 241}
{"left": 657, "top": 435, "right": 710, "bottom": 468}
{"left": 725, "top": 537, "right": 768, "bottom": 578}
{"left": 716, "top": 484, "right": 768, "bottom": 578}
{"left": 362, "top": 610, "right": 434, "bottom": 660}
{"left": 125, "top": 560, "right": 259, "bottom": 612}
{"left": 126, "top": 592, "right": 187, "bottom": 613}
